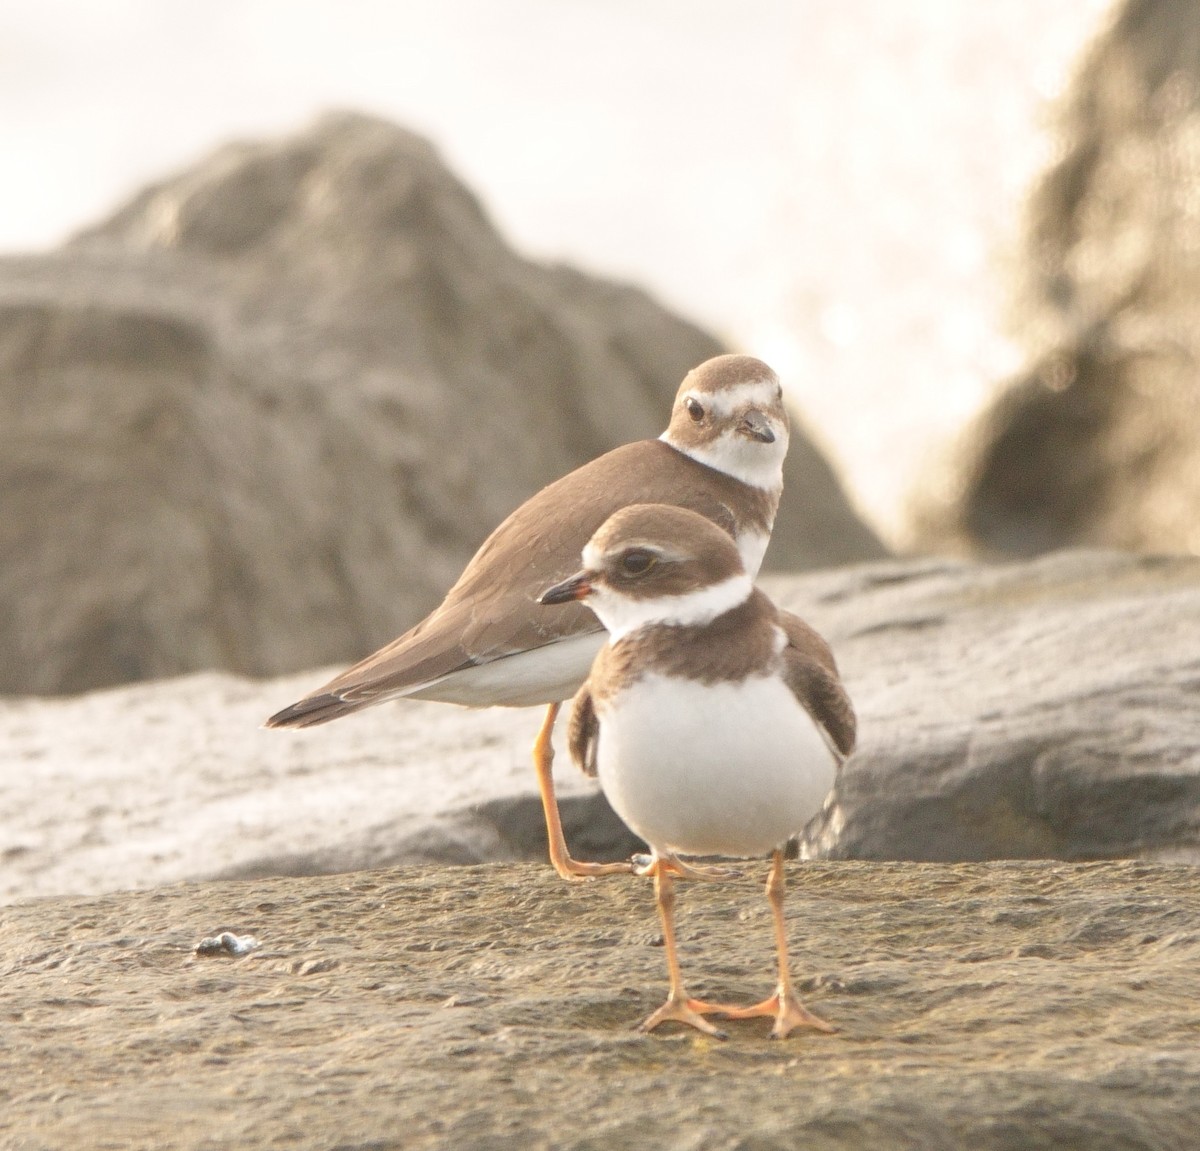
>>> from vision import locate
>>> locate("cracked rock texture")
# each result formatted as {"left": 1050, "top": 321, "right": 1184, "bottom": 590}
{"left": 3, "top": 860, "right": 1199, "bottom": 1150}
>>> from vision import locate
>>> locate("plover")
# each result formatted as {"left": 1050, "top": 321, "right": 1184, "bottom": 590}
{"left": 266, "top": 355, "right": 791, "bottom": 880}
{"left": 539, "top": 503, "right": 856, "bottom": 1038}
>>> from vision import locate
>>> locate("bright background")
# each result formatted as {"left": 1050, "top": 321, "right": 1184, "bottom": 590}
{"left": 0, "top": 0, "right": 1115, "bottom": 545}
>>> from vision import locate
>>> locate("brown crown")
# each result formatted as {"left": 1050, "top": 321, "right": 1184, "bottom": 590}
{"left": 585, "top": 503, "right": 746, "bottom": 600}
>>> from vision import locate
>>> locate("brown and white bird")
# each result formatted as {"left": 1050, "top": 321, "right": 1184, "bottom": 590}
{"left": 265, "top": 355, "right": 792, "bottom": 880}
{"left": 539, "top": 503, "right": 856, "bottom": 1038}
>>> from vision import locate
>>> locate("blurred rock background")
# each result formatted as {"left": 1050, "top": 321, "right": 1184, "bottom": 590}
{"left": 915, "top": 0, "right": 1200, "bottom": 558}
{"left": 1, "top": 114, "right": 883, "bottom": 695}
{"left": 9, "top": 0, "right": 1191, "bottom": 696}
{"left": 2, "top": 0, "right": 1199, "bottom": 887}
{"left": 1, "top": 0, "right": 1111, "bottom": 546}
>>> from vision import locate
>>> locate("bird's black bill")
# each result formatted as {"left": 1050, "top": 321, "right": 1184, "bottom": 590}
{"left": 538, "top": 571, "right": 593, "bottom": 605}
{"left": 739, "top": 409, "right": 775, "bottom": 443}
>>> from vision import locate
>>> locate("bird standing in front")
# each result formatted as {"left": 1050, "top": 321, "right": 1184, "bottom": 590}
{"left": 266, "top": 355, "right": 792, "bottom": 881}
{"left": 540, "top": 503, "right": 856, "bottom": 1038}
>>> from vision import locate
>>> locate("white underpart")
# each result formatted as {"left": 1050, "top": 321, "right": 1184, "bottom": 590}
{"left": 771, "top": 623, "right": 788, "bottom": 654}
{"left": 595, "top": 672, "right": 838, "bottom": 858}
{"left": 404, "top": 630, "right": 606, "bottom": 707}
{"left": 686, "top": 379, "right": 781, "bottom": 420}
{"left": 736, "top": 527, "right": 770, "bottom": 577}
{"left": 661, "top": 424, "right": 788, "bottom": 491}
{"left": 584, "top": 573, "right": 754, "bottom": 643}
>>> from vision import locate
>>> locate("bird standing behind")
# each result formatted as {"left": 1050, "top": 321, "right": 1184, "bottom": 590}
{"left": 266, "top": 355, "right": 792, "bottom": 881}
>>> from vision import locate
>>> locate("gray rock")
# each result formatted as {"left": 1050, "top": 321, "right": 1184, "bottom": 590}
{"left": 0, "top": 111, "right": 884, "bottom": 697}
{"left": 2, "top": 550, "right": 1197, "bottom": 906}
{"left": 782, "top": 550, "right": 1200, "bottom": 863}
{"left": 916, "top": 0, "right": 1200, "bottom": 558}
{"left": 0, "top": 664, "right": 642, "bottom": 905}
{"left": 2, "top": 860, "right": 1199, "bottom": 1150}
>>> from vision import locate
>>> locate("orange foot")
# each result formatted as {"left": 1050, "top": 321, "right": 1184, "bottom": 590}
{"left": 639, "top": 993, "right": 729, "bottom": 1039}
{"left": 631, "top": 853, "right": 740, "bottom": 881}
{"left": 721, "top": 989, "right": 837, "bottom": 1040}
{"left": 552, "top": 856, "right": 635, "bottom": 882}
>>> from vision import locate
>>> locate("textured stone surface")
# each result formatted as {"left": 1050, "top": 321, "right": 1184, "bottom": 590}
{"left": 917, "top": 0, "right": 1200, "bottom": 558}
{"left": 0, "top": 112, "right": 884, "bottom": 697}
{"left": 0, "top": 668, "right": 637, "bottom": 905}
{"left": 3, "top": 860, "right": 1199, "bottom": 1150}
{"left": 785, "top": 549, "right": 1200, "bottom": 864}
{"left": 3, "top": 551, "right": 1198, "bottom": 907}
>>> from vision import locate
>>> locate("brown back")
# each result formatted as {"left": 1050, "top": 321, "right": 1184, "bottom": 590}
{"left": 318, "top": 439, "right": 778, "bottom": 703}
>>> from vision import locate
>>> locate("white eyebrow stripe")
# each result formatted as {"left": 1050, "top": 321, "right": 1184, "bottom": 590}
{"left": 688, "top": 379, "right": 780, "bottom": 419}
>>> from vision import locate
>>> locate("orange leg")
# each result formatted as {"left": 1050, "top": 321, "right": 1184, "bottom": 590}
{"left": 720, "top": 849, "right": 836, "bottom": 1038}
{"left": 533, "top": 702, "right": 631, "bottom": 881}
{"left": 637, "top": 857, "right": 728, "bottom": 1038}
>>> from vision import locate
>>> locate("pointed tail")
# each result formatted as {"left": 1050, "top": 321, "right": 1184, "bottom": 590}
{"left": 263, "top": 692, "right": 370, "bottom": 730}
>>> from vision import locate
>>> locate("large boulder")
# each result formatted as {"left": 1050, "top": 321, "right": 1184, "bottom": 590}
{"left": 3, "top": 551, "right": 1196, "bottom": 906}
{"left": 917, "top": 0, "right": 1200, "bottom": 558}
{"left": 0, "top": 112, "right": 884, "bottom": 697}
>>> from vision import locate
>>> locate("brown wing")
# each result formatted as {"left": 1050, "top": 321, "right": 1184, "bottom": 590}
{"left": 779, "top": 610, "right": 856, "bottom": 760}
{"left": 565, "top": 682, "right": 600, "bottom": 778}
{"left": 267, "top": 440, "right": 763, "bottom": 726}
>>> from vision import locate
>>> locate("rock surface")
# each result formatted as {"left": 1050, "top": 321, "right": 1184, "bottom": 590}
{"left": 917, "top": 0, "right": 1200, "bottom": 558}
{"left": 3, "top": 860, "right": 1199, "bottom": 1150}
{"left": 787, "top": 549, "right": 1200, "bottom": 864}
{"left": 0, "top": 667, "right": 639, "bottom": 905}
{"left": 3, "top": 551, "right": 1198, "bottom": 906}
{"left": 0, "top": 111, "right": 884, "bottom": 697}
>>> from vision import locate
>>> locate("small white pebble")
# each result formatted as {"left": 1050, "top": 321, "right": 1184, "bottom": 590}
{"left": 194, "top": 931, "right": 260, "bottom": 956}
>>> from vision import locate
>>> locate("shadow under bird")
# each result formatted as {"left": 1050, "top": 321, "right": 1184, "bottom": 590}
{"left": 540, "top": 503, "right": 856, "bottom": 1038}
{"left": 265, "top": 354, "right": 792, "bottom": 879}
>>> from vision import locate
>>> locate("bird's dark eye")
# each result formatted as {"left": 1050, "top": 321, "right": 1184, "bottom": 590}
{"left": 620, "top": 549, "right": 656, "bottom": 577}
{"left": 685, "top": 396, "right": 705, "bottom": 422}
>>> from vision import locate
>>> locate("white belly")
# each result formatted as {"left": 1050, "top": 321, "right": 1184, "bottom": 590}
{"left": 595, "top": 673, "right": 837, "bottom": 858}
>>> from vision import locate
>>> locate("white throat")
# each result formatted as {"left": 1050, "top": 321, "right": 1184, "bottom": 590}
{"left": 587, "top": 573, "right": 754, "bottom": 643}
{"left": 660, "top": 428, "right": 787, "bottom": 492}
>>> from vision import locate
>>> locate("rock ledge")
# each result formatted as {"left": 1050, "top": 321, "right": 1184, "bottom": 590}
{"left": 3, "top": 860, "right": 1198, "bottom": 1150}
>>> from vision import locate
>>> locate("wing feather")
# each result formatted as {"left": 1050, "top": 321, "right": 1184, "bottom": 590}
{"left": 268, "top": 440, "right": 774, "bottom": 722}
{"left": 566, "top": 682, "right": 600, "bottom": 778}
{"left": 778, "top": 611, "right": 857, "bottom": 761}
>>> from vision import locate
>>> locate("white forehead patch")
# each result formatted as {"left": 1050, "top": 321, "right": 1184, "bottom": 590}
{"left": 688, "top": 379, "right": 781, "bottom": 420}
{"left": 586, "top": 573, "right": 754, "bottom": 642}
